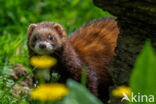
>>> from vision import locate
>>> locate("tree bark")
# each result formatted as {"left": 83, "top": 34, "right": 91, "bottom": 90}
{"left": 93, "top": 0, "right": 156, "bottom": 85}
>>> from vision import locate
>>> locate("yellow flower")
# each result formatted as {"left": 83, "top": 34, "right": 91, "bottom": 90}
{"left": 30, "top": 55, "right": 57, "bottom": 69}
{"left": 31, "top": 83, "right": 69, "bottom": 101}
{"left": 112, "top": 86, "right": 131, "bottom": 97}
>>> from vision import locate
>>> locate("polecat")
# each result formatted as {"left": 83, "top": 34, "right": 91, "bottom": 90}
{"left": 27, "top": 18, "right": 119, "bottom": 102}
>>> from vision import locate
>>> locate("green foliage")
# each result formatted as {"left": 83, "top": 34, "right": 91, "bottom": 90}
{"left": 64, "top": 80, "right": 102, "bottom": 104}
{"left": 130, "top": 41, "right": 156, "bottom": 103}
{"left": 0, "top": 0, "right": 111, "bottom": 35}
{"left": 0, "top": 34, "right": 29, "bottom": 70}
{"left": 81, "top": 68, "right": 87, "bottom": 86}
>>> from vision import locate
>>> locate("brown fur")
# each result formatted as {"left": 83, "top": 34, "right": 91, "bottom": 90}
{"left": 70, "top": 18, "right": 119, "bottom": 101}
{"left": 27, "top": 18, "right": 119, "bottom": 102}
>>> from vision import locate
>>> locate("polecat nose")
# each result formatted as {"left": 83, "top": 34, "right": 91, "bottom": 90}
{"left": 39, "top": 44, "right": 46, "bottom": 49}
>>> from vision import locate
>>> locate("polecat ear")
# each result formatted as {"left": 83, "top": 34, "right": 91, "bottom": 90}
{"left": 28, "top": 24, "right": 37, "bottom": 37}
{"left": 54, "top": 24, "right": 65, "bottom": 37}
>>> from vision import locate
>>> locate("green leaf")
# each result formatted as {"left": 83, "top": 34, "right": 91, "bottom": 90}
{"left": 71, "top": 0, "right": 80, "bottom": 6}
{"left": 130, "top": 41, "right": 156, "bottom": 104}
{"left": 81, "top": 68, "right": 86, "bottom": 86}
{"left": 65, "top": 80, "right": 102, "bottom": 104}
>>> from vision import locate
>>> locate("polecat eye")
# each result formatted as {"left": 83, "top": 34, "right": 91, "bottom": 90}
{"left": 48, "top": 35, "right": 54, "bottom": 41}
{"left": 33, "top": 36, "right": 38, "bottom": 41}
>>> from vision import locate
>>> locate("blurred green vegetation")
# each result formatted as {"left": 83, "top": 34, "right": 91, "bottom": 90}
{"left": 0, "top": 0, "right": 111, "bottom": 35}
{"left": 130, "top": 42, "right": 156, "bottom": 104}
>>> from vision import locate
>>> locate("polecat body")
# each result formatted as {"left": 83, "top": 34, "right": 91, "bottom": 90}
{"left": 27, "top": 18, "right": 119, "bottom": 102}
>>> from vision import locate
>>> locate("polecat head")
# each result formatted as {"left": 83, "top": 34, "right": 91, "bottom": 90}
{"left": 27, "top": 22, "right": 67, "bottom": 55}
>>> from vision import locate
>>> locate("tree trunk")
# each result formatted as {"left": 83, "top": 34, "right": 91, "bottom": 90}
{"left": 93, "top": 1, "right": 156, "bottom": 103}
{"left": 93, "top": 0, "right": 156, "bottom": 85}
